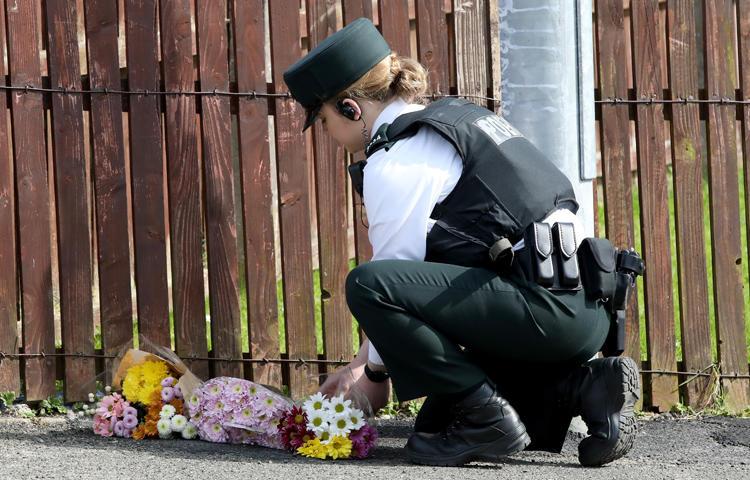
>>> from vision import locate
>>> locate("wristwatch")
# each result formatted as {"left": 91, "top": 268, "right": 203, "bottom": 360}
{"left": 364, "top": 364, "right": 390, "bottom": 383}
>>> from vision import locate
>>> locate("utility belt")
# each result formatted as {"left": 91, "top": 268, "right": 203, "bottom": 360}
{"left": 493, "top": 222, "right": 644, "bottom": 357}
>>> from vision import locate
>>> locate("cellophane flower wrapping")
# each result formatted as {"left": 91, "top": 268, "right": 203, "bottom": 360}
{"left": 186, "top": 377, "right": 292, "bottom": 449}
{"left": 276, "top": 391, "right": 378, "bottom": 460}
{"left": 92, "top": 342, "right": 379, "bottom": 458}
{"left": 92, "top": 339, "right": 202, "bottom": 440}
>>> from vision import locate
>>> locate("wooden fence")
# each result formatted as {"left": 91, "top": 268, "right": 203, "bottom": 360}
{"left": 0, "top": 0, "right": 748, "bottom": 413}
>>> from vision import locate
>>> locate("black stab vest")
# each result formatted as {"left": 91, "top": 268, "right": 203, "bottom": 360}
{"left": 352, "top": 98, "right": 579, "bottom": 269}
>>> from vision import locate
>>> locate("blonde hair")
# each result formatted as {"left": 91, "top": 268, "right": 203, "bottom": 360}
{"left": 337, "top": 52, "right": 428, "bottom": 104}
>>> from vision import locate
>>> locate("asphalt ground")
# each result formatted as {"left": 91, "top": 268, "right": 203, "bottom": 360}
{"left": 0, "top": 414, "right": 748, "bottom": 480}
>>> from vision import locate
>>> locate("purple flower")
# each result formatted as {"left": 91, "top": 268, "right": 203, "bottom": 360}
{"left": 123, "top": 406, "right": 137, "bottom": 418}
{"left": 114, "top": 420, "right": 125, "bottom": 437}
{"left": 350, "top": 424, "right": 379, "bottom": 459}
{"left": 173, "top": 384, "right": 183, "bottom": 399}
{"left": 161, "top": 386, "right": 175, "bottom": 402}
{"left": 122, "top": 414, "right": 139, "bottom": 429}
{"left": 161, "top": 376, "right": 176, "bottom": 388}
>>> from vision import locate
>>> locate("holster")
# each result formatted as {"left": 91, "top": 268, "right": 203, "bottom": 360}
{"left": 512, "top": 222, "right": 582, "bottom": 292}
{"left": 577, "top": 237, "right": 644, "bottom": 357}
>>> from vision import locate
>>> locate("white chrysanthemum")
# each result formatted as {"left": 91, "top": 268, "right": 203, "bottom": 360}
{"left": 329, "top": 414, "right": 354, "bottom": 436}
{"left": 307, "top": 411, "right": 330, "bottom": 434}
{"left": 182, "top": 422, "right": 198, "bottom": 440}
{"left": 318, "top": 430, "right": 332, "bottom": 445}
{"left": 303, "top": 392, "right": 328, "bottom": 416}
{"left": 188, "top": 394, "right": 201, "bottom": 409}
{"left": 160, "top": 404, "right": 176, "bottom": 419}
{"left": 105, "top": 385, "right": 112, "bottom": 394}
{"left": 328, "top": 395, "right": 352, "bottom": 417}
{"left": 157, "top": 418, "right": 172, "bottom": 438}
{"left": 348, "top": 409, "right": 365, "bottom": 430}
{"left": 170, "top": 414, "right": 187, "bottom": 432}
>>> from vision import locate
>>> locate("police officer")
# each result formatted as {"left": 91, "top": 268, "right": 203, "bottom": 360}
{"left": 283, "top": 18, "right": 640, "bottom": 467}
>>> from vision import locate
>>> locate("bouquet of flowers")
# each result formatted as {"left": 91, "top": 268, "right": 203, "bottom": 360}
{"left": 89, "top": 344, "right": 379, "bottom": 460}
{"left": 186, "top": 377, "right": 292, "bottom": 448}
{"left": 92, "top": 346, "right": 201, "bottom": 440}
{"left": 277, "top": 393, "right": 378, "bottom": 460}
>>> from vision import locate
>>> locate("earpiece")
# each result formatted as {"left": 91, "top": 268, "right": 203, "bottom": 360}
{"left": 336, "top": 98, "right": 359, "bottom": 121}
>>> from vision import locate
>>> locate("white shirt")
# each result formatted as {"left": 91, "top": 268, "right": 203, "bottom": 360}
{"left": 364, "top": 98, "right": 585, "bottom": 366}
{"left": 364, "top": 99, "right": 463, "bottom": 262}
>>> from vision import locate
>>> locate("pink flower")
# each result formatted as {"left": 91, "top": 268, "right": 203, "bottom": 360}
{"left": 95, "top": 395, "right": 116, "bottom": 419}
{"left": 93, "top": 414, "right": 114, "bottom": 437}
{"left": 110, "top": 393, "right": 127, "bottom": 417}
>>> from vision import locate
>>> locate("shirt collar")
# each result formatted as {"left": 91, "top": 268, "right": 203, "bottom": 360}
{"left": 370, "top": 97, "right": 424, "bottom": 137}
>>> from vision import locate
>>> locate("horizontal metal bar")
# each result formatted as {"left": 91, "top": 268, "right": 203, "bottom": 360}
{"left": 3, "top": 84, "right": 748, "bottom": 109}
{"left": 640, "top": 368, "right": 750, "bottom": 380}
{"left": 0, "top": 351, "right": 349, "bottom": 366}
{"left": 596, "top": 97, "right": 750, "bottom": 105}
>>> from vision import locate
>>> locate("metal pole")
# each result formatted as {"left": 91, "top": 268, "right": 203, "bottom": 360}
{"left": 499, "top": 0, "right": 596, "bottom": 236}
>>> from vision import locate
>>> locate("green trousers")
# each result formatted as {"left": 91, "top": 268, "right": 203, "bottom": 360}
{"left": 345, "top": 259, "right": 610, "bottom": 401}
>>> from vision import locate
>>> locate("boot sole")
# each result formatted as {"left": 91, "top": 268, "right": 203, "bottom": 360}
{"left": 579, "top": 356, "right": 640, "bottom": 467}
{"left": 408, "top": 423, "right": 531, "bottom": 467}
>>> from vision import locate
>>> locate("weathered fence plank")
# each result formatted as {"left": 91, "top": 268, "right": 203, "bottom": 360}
{"left": 196, "top": 0, "right": 243, "bottom": 379}
{"left": 125, "top": 0, "right": 170, "bottom": 348}
{"left": 415, "top": 0, "right": 450, "bottom": 95}
{"left": 6, "top": 0, "right": 56, "bottom": 401}
{"left": 453, "top": 0, "right": 488, "bottom": 106}
{"left": 231, "top": 0, "right": 282, "bottom": 387}
{"left": 84, "top": 0, "right": 134, "bottom": 381}
{"left": 342, "top": 2, "right": 374, "bottom": 266}
{"left": 738, "top": 0, "right": 750, "bottom": 403}
{"left": 630, "top": 0, "right": 678, "bottom": 410}
{"left": 0, "top": 0, "right": 19, "bottom": 396}
{"left": 160, "top": 0, "right": 209, "bottom": 380}
{"left": 379, "top": 0, "right": 411, "bottom": 56}
{"left": 594, "top": 0, "right": 641, "bottom": 363}
{"left": 268, "top": 0, "right": 319, "bottom": 396}
{"left": 306, "top": 0, "right": 354, "bottom": 371}
{"left": 45, "top": 0, "right": 95, "bottom": 401}
{"left": 703, "top": 0, "right": 750, "bottom": 410}
{"left": 666, "top": 0, "right": 713, "bottom": 407}
{"left": 84, "top": 0, "right": 133, "bottom": 382}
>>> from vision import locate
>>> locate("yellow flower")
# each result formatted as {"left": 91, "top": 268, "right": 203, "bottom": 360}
{"left": 325, "top": 435, "right": 352, "bottom": 460}
{"left": 122, "top": 360, "right": 170, "bottom": 405}
{"left": 298, "top": 438, "right": 328, "bottom": 460}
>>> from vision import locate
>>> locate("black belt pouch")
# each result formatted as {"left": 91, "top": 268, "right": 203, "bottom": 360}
{"left": 521, "top": 222, "right": 555, "bottom": 287}
{"left": 551, "top": 222, "right": 581, "bottom": 288}
{"left": 577, "top": 237, "right": 617, "bottom": 302}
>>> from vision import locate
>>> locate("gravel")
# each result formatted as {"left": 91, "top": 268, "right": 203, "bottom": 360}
{"left": 0, "top": 415, "right": 748, "bottom": 480}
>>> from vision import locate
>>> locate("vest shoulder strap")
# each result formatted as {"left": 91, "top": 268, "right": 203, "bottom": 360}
{"left": 364, "top": 98, "right": 475, "bottom": 158}
{"left": 364, "top": 123, "right": 394, "bottom": 157}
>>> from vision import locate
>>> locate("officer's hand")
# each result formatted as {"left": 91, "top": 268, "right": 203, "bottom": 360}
{"left": 351, "top": 374, "right": 391, "bottom": 414}
{"left": 318, "top": 364, "right": 363, "bottom": 399}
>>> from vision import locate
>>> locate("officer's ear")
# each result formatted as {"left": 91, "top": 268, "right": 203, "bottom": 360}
{"left": 336, "top": 98, "right": 361, "bottom": 121}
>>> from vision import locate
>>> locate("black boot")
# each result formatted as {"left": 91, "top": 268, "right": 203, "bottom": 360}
{"left": 413, "top": 395, "right": 453, "bottom": 433}
{"left": 576, "top": 356, "right": 640, "bottom": 467}
{"left": 406, "top": 381, "right": 531, "bottom": 466}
